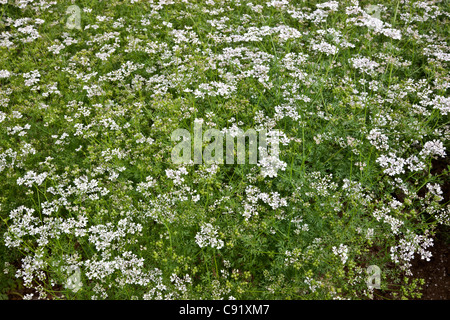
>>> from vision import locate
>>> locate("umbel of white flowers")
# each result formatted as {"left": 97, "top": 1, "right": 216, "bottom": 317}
{"left": 171, "top": 120, "right": 280, "bottom": 165}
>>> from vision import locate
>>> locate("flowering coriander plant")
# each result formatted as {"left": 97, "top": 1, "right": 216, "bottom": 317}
{"left": 0, "top": 0, "right": 448, "bottom": 301}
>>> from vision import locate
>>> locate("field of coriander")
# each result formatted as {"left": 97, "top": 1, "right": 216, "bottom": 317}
{"left": 0, "top": 0, "right": 449, "bottom": 301}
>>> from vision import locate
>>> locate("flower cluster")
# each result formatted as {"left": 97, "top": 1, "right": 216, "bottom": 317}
{"left": 332, "top": 244, "right": 349, "bottom": 265}
{"left": 195, "top": 223, "right": 224, "bottom": 250}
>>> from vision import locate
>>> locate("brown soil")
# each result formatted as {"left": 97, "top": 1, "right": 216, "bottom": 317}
{"left": 409, "top": 157, "right": 450, "bottom": 300}
{"left": 410, "top": 225, "right": 450, "bottom": 300}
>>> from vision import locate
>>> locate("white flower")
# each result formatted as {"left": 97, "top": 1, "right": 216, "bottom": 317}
{"left": 311, "top": 40, "right": 339, "bottom": 56}
{"left": 405, "top": 155, "right": 426, "bottom": 172}
{"left": 367, "top": 128, "right": 389, "bottom": 150}
{"left": 373, "top": 206, "right": 403, "bottom": 234}
{"left": 23, "top": 70, "right": 41, "bottom": 86}
{"left": 420, "top": 140, "right": 446, "bottom": 159}
{"left": 390, "top": 231, "right": 433, "bottom": 275}
{"left": 0, "top": 70, "right": 11, "bottom": 78}
{"left": 48, "top": 43, "right": 65, "bottom": 54}
{"left": 316, "top": 1, "right": 339, "bottom": 11}
{"left": 349, "top": 56, "right": 380, "bottom": 75}
{"left": 376, "top": 153, "right": 406, "bottom": 176}
{"left": 195, "top": 223, "right": 224, "bottom": 250}
{"left": 427, "top": 183, "right": 444, "bottom": 202}
{"left": 165, "top": 167, "right": 188, "bottom": 185}
{"left": 332, "top": 244, "right": 349, "bottom": 264}
{"left": 17, "top": 171, "right": 48, "bottom": 187}
{"left": 431, "top": 96, "right": 450, "bottom": 115}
